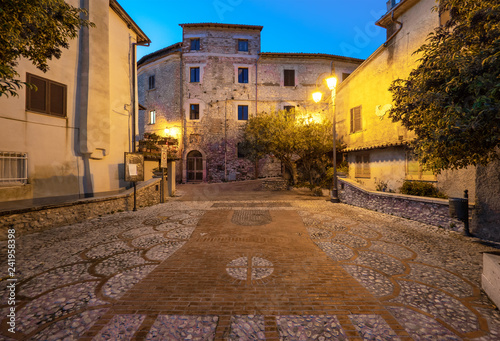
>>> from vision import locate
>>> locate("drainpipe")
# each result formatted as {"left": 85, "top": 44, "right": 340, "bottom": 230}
{"left": 179, "top": 50, "right": 185, "bottom": 183}
{"left": 132, "top": 41, "right": 150, "bottom": 152}
{"left": 384, "top": 10, "right": 403, "bottom": 47}
{"left": 131, "top": 40, "right": 150, "bottom": 211}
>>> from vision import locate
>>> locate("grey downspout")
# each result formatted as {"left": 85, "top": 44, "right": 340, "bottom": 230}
{"left": 77, "top": 0, "right": 92, "bottom": 198}
{"left": 384, "top": 11, "right": 403, "bottom": 47}
{"left": 180, "top": 51, "right": 185, "bottom": 183}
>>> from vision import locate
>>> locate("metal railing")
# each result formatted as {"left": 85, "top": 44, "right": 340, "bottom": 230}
{"left": 0, "top": 152, "right": 28, "bottom": 186}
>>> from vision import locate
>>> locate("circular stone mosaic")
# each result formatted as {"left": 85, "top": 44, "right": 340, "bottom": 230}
{"left": 226, "top": 257, "right": 274, "bottom": 281}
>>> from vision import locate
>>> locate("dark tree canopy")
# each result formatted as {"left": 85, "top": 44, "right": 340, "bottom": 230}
{"left": 389, "top": 0, "right": 500, "bottom": 172}
{"left": 0, "top": 0, "right": 93, "bottom": 97}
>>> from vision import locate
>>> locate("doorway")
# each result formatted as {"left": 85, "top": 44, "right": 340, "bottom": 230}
{"left": 187, "top": 150, "right": 203, "bottom": 182}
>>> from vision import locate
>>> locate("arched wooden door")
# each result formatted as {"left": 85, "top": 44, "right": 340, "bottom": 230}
{"left": 187, "top": 150, "right": 203, "bottom": 182}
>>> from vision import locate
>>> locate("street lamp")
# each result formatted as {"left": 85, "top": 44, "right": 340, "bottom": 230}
{"left": 313, "top": 75, "right": 340, "bottom": 203}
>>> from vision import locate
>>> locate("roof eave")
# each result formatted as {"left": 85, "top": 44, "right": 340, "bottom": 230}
{"left": 110, "top": 0, "right": 151, "bottom": 44}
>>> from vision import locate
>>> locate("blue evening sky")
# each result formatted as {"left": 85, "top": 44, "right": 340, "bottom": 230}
{"left": 118, "top": 0, "right": 390, "bottom": 61}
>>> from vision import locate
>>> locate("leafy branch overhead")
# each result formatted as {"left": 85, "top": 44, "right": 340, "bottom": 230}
{"left": 389, "top": 0, "right": 500, "bottom": 172}
{"left": 0, "top": 0, "right": 94, "bottom": 97}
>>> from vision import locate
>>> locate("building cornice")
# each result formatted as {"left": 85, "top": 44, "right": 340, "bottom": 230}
{"left": 180, "top": 23, "right": 264, "bottom": 31}
{"left": 260, "top": 52, "right": 364, "bottom": 64}
{"left": 109, "top": 0, "right": 151, "bottom": 43}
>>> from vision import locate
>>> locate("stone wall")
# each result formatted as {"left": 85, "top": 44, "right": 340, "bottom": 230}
{"left": 0, "top": 178, "right": 162, "bottom": 240}
{"left": 262, "top": 178, "right": 288, "bottom": 191}
{"left": 338, "top": 178, "right": 468, "bottom": 232}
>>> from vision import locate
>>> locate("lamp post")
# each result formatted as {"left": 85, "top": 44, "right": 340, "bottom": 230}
{"left": 313, "top": 75, "right": 340, "bottom": 203}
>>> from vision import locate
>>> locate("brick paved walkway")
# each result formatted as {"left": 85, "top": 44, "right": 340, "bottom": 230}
{"left": 1, "top": 182, "right": 499, "bottom": 340}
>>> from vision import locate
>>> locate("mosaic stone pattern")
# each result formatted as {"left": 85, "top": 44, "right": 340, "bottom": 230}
{"left": 342, "top": 265, "right": 394, "bottom": 297}
{"left": 229, "top": 315, "right": 266, "bottom": 340}
{"left": 276, "top": 315, "right": 347, "bottom": 340}
{"left": 388, "top": 307, "right": 461, "bottom": 340}
{"left": 145, "top": 315, "right": 218, "bottom": 340}
{"left": 226, "top": 257, "right": 274, "bottom": 281}
{"left": 32, "top": 308, "right": 108, "bottom": 341}
{"left": 93, "top": 314, "right": 146, "bottom": 340}
{"left": 349, "top": 314, "right": 400, "bottom": 341}
{"left": 231, "top": 210, "right": 272, "bottom": 226}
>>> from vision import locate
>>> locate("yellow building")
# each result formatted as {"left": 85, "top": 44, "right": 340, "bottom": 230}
{"left": 336, "top": 0, "right": 500, "bottom": 241}
{"left": 336, "top": 0, "right": 475, "bottom": 196}
{"left": 0, "top": 0, "right": 150, "bottom": 205}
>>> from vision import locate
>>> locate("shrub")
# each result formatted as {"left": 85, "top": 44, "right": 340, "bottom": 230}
{"left": 399, "top": 181, "right": 447, "bottom": 199}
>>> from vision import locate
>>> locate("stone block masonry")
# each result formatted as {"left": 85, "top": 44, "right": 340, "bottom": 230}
{"left": 0, "top": 178, "right": 162, "bottom": 240}
{"left": 338, "top": 178, "right": 470, "bottom": 233}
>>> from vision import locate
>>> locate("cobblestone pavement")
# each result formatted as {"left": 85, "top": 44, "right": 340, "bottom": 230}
{"left": 1, "top": 183, "right": 499, "bottom": 340}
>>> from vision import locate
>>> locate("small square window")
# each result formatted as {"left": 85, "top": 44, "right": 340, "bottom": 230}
{"left": 149, "top": 110, "right": 156, "bottom": 124}
{"left": 238, "top": 105, "right": 248, "bottom": 120}
{"left": 284, "top": 69, "right": 295, "bottom": 86}
{"left": 190, "top": 104, "right": 200, "bottom": 120}
{"left": 148, "top": 75, "right": 155, "bottom": 89}
{"left": 190, "top": 38, "right": 200, "bottom": 50}
{"left": 190, "top": 67, "right": 200, "bottom": 83}
{"left": 238, "top": 40, "right": 248, "bottom": 52}
{"left": 238, "top": 68, "right": 248, "bottom": 83}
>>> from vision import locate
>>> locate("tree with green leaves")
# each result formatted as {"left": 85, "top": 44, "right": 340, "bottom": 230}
{"left": 389, "top": 0, "right": 500, "bottom": 172}
{"left": 0, "top": 0, "right": 93, "bottom": 97}
{"left": 242, "top": 110, "right": 335, "bottom": 187}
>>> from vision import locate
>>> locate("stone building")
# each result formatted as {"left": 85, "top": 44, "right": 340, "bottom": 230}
{"left": 137, "top": 23, "right": 363, "bottom": 183}
{"left": 335, "top": 0, "right": 500, "bottom": 241}
{"left": 0, "top": 0, "right": 150, "bottom": 205}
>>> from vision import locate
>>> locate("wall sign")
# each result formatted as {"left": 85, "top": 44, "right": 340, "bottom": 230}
{"left": 124, "top": 152, "right": 144, "bottom": 182}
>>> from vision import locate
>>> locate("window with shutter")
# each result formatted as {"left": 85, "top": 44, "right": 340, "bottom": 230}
{"left": 284, "top": 69, "right": 295, "bottom": 86}
{"left": 238, "top": 105, "right": 248, "bottom": 120}
{"left": 26, "top": 73, "right": 66, "bottom": 118}
{"left": 190, "top": 67, "right": 200, "bottom": 83}
{"left": 190, "top": 38, "right": 200, "bottom": 50}
{"left": 190, "top": 104, "right": 200, "bottom": 120}
{"left": 355, "top": 154, "right": 370, "bottom": 178}
{"left": 148, "top": 75, "right": 155, "bottom": 89}
{"left": 350, "top": 106, "right": 362, "bottom": 133}
{"left": 238, "top": 40, "right": 248, "bottom": 52}
{"left": 238, "top": 68, "right": 248, "bottom": 83}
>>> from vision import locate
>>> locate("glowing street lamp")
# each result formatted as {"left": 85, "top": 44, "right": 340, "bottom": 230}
{"left": 312, "top": 74, "right": 340, "bottom": 203}
{"left": 312, "top": 91, "right": 323, "bottom": 103}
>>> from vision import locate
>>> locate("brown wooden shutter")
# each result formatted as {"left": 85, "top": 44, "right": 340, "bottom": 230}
{"left": 362, "top": 154, "right": 370, "bottom": 177}
{"left": 27, "top": 74, "right": 47, "bottom": 113}
{"left": 350, "top": 106, "right": 362, "bottom": 133}
{"left": 49, "top": 82, "right": 66, "bottom": 117}
{"left": 284, "top": 70, "right": 295, "bottom": 86}
{"left": 350, "top": 108, "right": 354, "bottom": 133}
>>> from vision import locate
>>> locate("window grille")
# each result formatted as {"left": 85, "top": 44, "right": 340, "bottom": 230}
{"left": 0, "top": 152, "right": 28, "bottom": 186}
